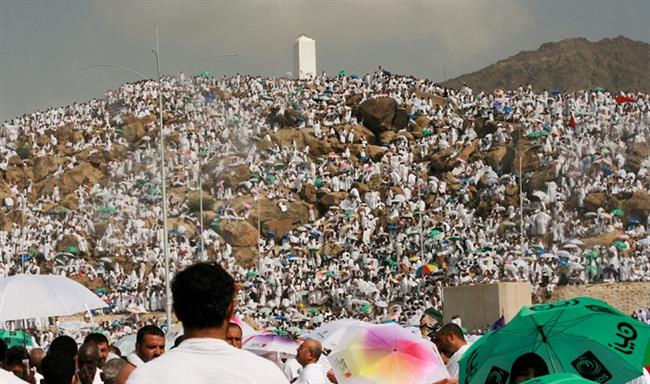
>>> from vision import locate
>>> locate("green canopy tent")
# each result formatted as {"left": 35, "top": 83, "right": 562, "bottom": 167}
{"left": 0, "top": 330, "right": 33, "bottom": 348}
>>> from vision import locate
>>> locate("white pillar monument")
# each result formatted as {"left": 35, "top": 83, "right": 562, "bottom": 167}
{"left": 293, "top": 35, "right": 316, "bottom": 80}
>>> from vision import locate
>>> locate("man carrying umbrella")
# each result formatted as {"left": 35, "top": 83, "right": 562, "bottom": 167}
{"left": 433, "top": 323, "right": 470, "bottom": 381}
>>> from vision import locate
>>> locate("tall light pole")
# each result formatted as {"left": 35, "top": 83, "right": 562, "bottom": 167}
{"left": 518, "top": 143, "right": 543, "bottom": 257}
{"left": 81, "top": 24, "right": 236, "bottom": 333}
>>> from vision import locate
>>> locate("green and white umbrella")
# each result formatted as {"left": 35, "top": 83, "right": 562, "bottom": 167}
{"left": 459, "top": 297, "right": 650, "bottom": 384}
{"left": 521, "top": 373, "right": 598, "bottom": 383}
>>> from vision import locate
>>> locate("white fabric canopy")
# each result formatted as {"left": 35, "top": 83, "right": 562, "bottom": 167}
{"left": 0, "top": 274, "right": 108, "bottom": 322}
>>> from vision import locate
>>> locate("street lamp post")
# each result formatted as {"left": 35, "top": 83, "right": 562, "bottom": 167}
{"left": 80, "top": 24, "right": 236, "bottom": 333}
{"left": 518, "top": 143, "right": 543, "bottom": 257}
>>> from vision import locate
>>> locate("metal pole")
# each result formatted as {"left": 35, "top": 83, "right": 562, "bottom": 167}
{"left": 198, "top": 128, "right": 205, "bottom": 261}
{"left": 257, "top": 187, "right": 262, "bottom": 274}
{"left": 153, "top": 24, "right": 172, "bottom": 333}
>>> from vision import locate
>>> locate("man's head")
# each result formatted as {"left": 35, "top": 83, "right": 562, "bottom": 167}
{"left": 100, "top": 358, "right": 126, "bottom": 384}
{"left": 41, "top": 351, "right": 76, "bottom": 384}
{"left": 510, "top": 352, "right": 549, "bottom": 384}
{"left": 226, "top": 323, "right": 243, "bottom": 348}
{"left": 49, "top": 335, "right": 78, "bottom": 360}
{"left": 108, "top": 345, "right": 122, "bottom": 357}
{"left": 77, "top": 341, "right": 101, "bottom": 384}
{"left": 5, "top": 345, "right": 28, "bottom": 380}
{"left": 432, "top": 323, "right": 466, "bottom": 358}
{"left": 135, "top": 325, "right": 165, "bottom": 362}
{"left": 172, "top": 262, "right": 236, "bottom": 330}
{"left": 83, "top": 333, "right": 109, "bottom": 367}
{"left": 296, "top": 339, "right": 322, "bottom": 368}
{"left": 29, "top": 347, "right": 45, "bottom": 373}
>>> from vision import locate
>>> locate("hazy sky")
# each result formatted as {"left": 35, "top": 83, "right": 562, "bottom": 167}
{"left": 1, "top": 0, "right": 648, "bottom": 122}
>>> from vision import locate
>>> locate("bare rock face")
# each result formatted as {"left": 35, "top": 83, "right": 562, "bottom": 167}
{"left": 218, "top": 221, "right": 259, "bottom": 247}
{"left": 584, "top": 192, "right": 607, "bottom": 211}
{"left": 355, "top": 97, "right": 409, "bottom": 136}
{"left": 623, "top": 190, "right": 650, "bottom": 219}
{"left": 625, "top": 143, "right": 649, "bottom": 173}
{"left": 318, "top": 191, "right": 349, "bottom": 209}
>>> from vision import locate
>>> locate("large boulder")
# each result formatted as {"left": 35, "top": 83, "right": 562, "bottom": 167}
{"left": 59, "top": 162, "right": 105, "bottom": 195}
{"left": 300, "top": 183, "right": 318, "bottom": 204}
{"left": 122, "top": 120, "right": 147, "bottom": 144}
{"left": 218, "top": 221, "right": 259, "bottom": 247}
{"left": 319, "top": 192, "right": 349, "bottom": 209}
{"left": 625, "top": 143, "right": 649, "bottom": 173}
{"left": 356, "top": 97, "right": 408, "bottom": 135}
{"left": 262, "top": 218, "right": 293, "bottom": 238}
{"left": 584, "top": 192, "right": 607, "bottom": 211}
{"left": 622, "top": 190, "right": 650, "bottom": 219}
{"left": 33, "top": 156, "right": 64, "bottom": 182}
{"left": 232, "top": 246, "right": 258, "bottom": 268}
{"left": 484, "top": 145, "right": 513, "bottom": 172}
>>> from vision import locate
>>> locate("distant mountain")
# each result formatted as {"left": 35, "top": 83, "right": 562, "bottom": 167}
{"left": 442, "top": 36, "right": 650, "bottom": 93}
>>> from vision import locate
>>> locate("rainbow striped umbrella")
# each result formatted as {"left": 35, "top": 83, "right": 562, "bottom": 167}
{"left": 416, "top": 263, "right": 439, "bottom": 277}
{"left": 328, "top": 323, "right": 449, "bottom": 383}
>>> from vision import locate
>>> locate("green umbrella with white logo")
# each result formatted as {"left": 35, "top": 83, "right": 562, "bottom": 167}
{"left": 459, "top": 297, "right": 650, "bottom": 384}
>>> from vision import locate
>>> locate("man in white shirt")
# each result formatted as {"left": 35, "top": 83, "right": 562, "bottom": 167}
{"left": 128, "top": 262, "right": 288, "bottom": 384}
{"left": 116, "top": 325, "right": 166, "bottom": 384}
{"left": 432, "top": 323, "right": 470, "bottom": 384}
{"left": 295, "top": 339, "right": 328, "bottom": 384}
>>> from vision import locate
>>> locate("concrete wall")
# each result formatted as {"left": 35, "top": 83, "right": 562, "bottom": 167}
{"left": 443, "top": 282, "right": 531, "bottom": 330}
{"left": 550, "top": 282, "right": 650, "bottom": 315}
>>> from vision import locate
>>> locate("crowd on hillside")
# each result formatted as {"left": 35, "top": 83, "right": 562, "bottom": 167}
{"left": 1, "top": 69, "right": 649, "bottom": 342}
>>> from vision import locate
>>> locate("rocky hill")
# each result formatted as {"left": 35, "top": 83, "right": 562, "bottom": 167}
{"left": 443, "top": 36, "right": 650, "bottom": 92}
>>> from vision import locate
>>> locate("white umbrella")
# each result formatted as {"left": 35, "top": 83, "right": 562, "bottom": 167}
{"left": 308, "top": 319, "right": 373, "bottom": 350}
{"left": 0, "top": 274, "right": 108, "bottom": 322}
{"left": 556, "top": 250, "right": 572, "bottom": 258}
{"left": 243, "top": 333, "right": 299, "bottom": 356}
{"left": 540, "top": 253, "right": 557, "bottom": 259}
{"left": 562, "top": 243, "right": 580, "bottom": 249}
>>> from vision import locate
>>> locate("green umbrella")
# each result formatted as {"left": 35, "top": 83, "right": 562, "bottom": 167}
{"left": 0, "top": 330, "right": 33, "bottom": 348}
{"left": 359, "top": 304, "right": 371, "bottom": 314}
{"left": 338, "top": 69, "right": 345, "bottom": 76}
{"left": 583, "top": 251, "right": 598, "bottom": 259}
{"left": 100, "top": 206, "right": 117, "bottom": 214}
{"left": 612, "top": 209, "right": 624, "bottom": 217}
{"left": 528, "top": 130, "right": 549, "bottom": 139}
{"left": 314, "top": 178, "right": 324, "bottom": 188}
{"left": 65, "top": 245, "right": 78, "bottom": 254}
{"left": 136, "top": 178, "right": 148, "bottom": 186}
{"left": 200, "top": 70, "right": 213, "bottom": 78}
{"left": 521, "top": 373, "right": 601, "bottom": 384}
{"left": 267, "top": 174, "right": 277, "bottom": 182}
{"left": 594, "top": 86, "right": 605, "bottom": 92}
{"left": 27, "top": 247, "right": 39, "bottom": 256}
{"left": 613, "top": 240, "right": 630, "bottom": 251}
{"left": 459, "top": 297, "right": 650, "bottom": 384}
{"left": 429, "top": 229, "right": 444, "bottom": 237}
{"left": 422, "top": 129, "right": 432, "bottom": 138}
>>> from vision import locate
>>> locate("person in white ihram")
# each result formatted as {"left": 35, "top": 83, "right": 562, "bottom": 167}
{"left": 127, "top": 262, "right": 288, "bottom": 383}
{"left": 295, "top": 339, "right": 328, "bottom": 384}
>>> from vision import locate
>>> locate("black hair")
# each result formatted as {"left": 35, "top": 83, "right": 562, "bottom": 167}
{"left": 136, "top": 325, "right": 165, "bottom": 345}
{"left": 510, "top": 352, "right": 549, "bottom": 383}
{"left": 49, "top": 335, "right": 78, "bottom": 358}
{"left": 5, "top": 345, "right": 28, "bottom": 367}
{"left": 42, "top": 351, "right": 76, "bottom": 384}
{"left": 172, "top": 262, "right": 235, "bottom": 329}
{"left": 435, "top": 323, "right": 465, "bottom": 341}
{"left": 0, "top": 338, "right": 6, "bottom": 366}
{"left": 84, "top": 333, "right": 109, "bottom": 346}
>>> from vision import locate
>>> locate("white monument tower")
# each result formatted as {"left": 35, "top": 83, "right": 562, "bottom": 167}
{"left": 293, "top": 35, "right": 316, "bottom": 80}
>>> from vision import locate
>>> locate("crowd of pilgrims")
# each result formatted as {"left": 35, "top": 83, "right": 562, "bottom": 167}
{"left": 1, "top": 69, "right": 649, "bottom": 344}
